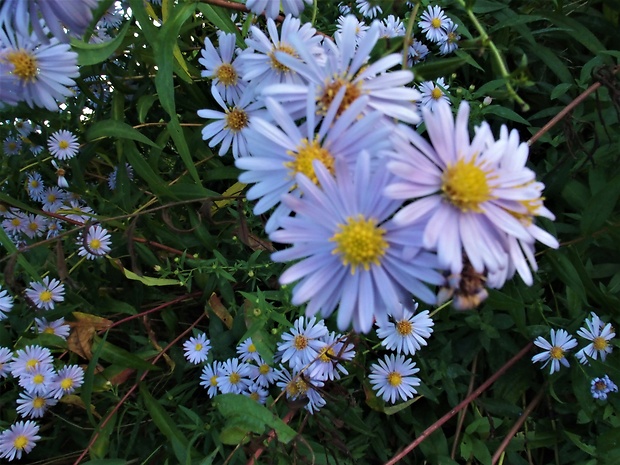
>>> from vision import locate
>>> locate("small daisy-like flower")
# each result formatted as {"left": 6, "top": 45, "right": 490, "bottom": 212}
{"left": 199, "top": 31, "right": 247, "bottom": 105}
{"left": 48, "top": 130, "right": 79, "bottom": 160}
{"left": 591, "top": 375, "right": 618, "bottom": 401}
{"left": 249, "top": 358, "right": 279, "bottom": 387}
{"left": 16, "top": 391, "right": 58, "bottom": 419}
{"left": 0, "top": 286, "right": 14, "bottom": 320}
{"left": 380, "top": 15, "right": 406, "bottom": 38}
{"left": 50, "top": 365, "right": 84, "bottom": 398}
{"left": 531, "top": 329, "right": 578, "bottom": 374}
{"left": 438, "top": 21, "right": 460, "bottom": 55}
{"left": 22, "top": 213, "right": 47, "bottom": 239}
{"left": 276, "top": 316, "right": 328, "bottom": 370}
{"left": 46, "top": 219, "right": 63, "bottom": 239}
{"left": 418, "top": 5, "right": 450, "bottom": 43}
{"left": 369, "top": 354, "right": 421, "bottom": 404}
{"left": 11, "top": 345, "right": 53, "bottom": 378}
{"left": 0, "top": 347, "right": 13, "bottom": 378}
{"left": 356, "top": 0, "right": 382, "bottom": 19}
{"left": 0, "top": 420, "right": 41, "bottom": 461}
{"left": 51, "top": 160, "right": 69, "bottom": 188}
{"left": 245, "top": 0, "right": 312, "bottom": 19}
{"left": 34, "top": 317, "right": 71, "bottom": 340}
{"left": 99, "top": 3, "right": 123, "bottom": 28}
{"left": 18, "top": 364, "right": 56, "bottom": 396}
{"left": 25, "top": 276, "right": 65, "bottom": 311}
{"left": 338, "top": 2, "right": 352, "bottom": 15}
{"left": 418, "top": 77, "right": 450, "bottom": 111}
{"left": 237, "top": 338, "right": 262, "bottom": 364}
{"left": 308, "top": 331, "right": 355, "bottom": 381}
{"left": 336, "top": 15, "right": 369, "bottom": 41}
{"left": 15, "top": 119, "right": 33, "bottom": 137}
{"left": 3, "top": 136, "right": 22, "bottom": 155}
{"left": 77, "top": 225, "right": 112, "bottom": 259}
{"left": 376, "top": 305, "right": 434, "bottom": 355}
{"left": 197, "top": 87, "right": 265, "bottom": 159}
{"left": 576, "top": 312, "right": 615, "bottom": 364}
{"left": 200, "top": 361, "right": 222, "bottom": 398}
{"left": 183, "top": 333, "right": 211, "bottom": 364}
{"left": 276, "top": 366, "right": 326, "bottom": 414}
{"left": 270, "top": 153, "right": 443, "bottom": 333}
{"left": 2, "top": 209, "right": 27, "bottom": 235}
{"left": 217, "top": 357, "right": 252, "bottom": 394}
{"left": 385, "top": 100, "right": 559, "bottom": 281}
{"left": 108, "top": 163, "right": 134, "bottom": 190}
{"left": 26, "top": 172, "right": 45, "bottom": 202}
{"left": 41, "top": 186, "right": 67, "bottom": 212}
{"left": 243, "top": 383, "right": 269, "bottom": 404}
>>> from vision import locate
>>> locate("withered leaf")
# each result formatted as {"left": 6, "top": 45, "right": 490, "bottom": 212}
{"left": 207, "top": 293, "right": 233, "bottom": 329}
{"left": 67, "top": 312, "right": 113, "bottom": 360}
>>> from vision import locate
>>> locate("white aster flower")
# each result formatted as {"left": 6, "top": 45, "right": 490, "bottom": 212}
{"left": 200, "top": 361, "right": 222, "bottom": 398}
{"left": 531, "top": 329, "right": 578, "bottom": 374}
{"left": 183, "top": 333, "right": 211, "bottom": 364}
{"left": 48, "top": 130, "right": 79, "bottom": 160}
{"left": 34, "top": 317, "right": 70, "bottom": 339}
{"left": 245, "top": 0, "right": 312, "bottom": 19}
{"left": 0, "top": 420, "right": 41, "bottom": 461}
{"left": 576, "top": 312, "right": 615, "bottom": 364}
{"left": 77, "top": 225, "right": 112, "bottom": 259}
{"left": 0, "top": 286, "right": 14, "bottom": 320}
{"left": 217, "top": 357, "right": 252, "bottom": 394}
{"left": 369, "top": 354, "right": 421, "bottom": 404}
{"left": 418, "top": 77, "right": 450, "bottom": 111}
{"left": 376, "top": 304, "right": 434, "bottom": 355}
{"left": 16, "top": 391, "right": 58, "bottom": 418}
{"left": 25, "top": 277, "right": 65, "bottom": 311}
{"left": 276, "top": 316, "right": 328, "bottom": 371}
{"left": 356, "top": 0, "right": 382, "bottom": 19}
{"left": 418, "top": 5, "right": 450, "bottom": 43}
{"left": 237, "top": 338, "right": 262, "bottom": 364}
{"left": 10, "top": 345, "right": 53, "bottom": 378}
{"left": 50, "top": 365, "right": 85, "bottom": 398}
{"left": 0, "top": 347, "right": 13, "bottom": 378}
{"left": 307, "top": 331, "right": 355, "bottom": 381}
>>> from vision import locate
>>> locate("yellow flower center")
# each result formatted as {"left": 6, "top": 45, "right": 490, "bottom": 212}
{"left": 318, "top": 346, "right": 335, "bottom": 363}
{"left": 284, "top": 137, "right": 334, "bottom": 185}
{"left": 259, "top": 364, "right": 270, "bottom": 375}
{"left": 58, "top": 140, "right": 70, "bottom": 150}
{"left": 441, "top": 158, "right": 492, "bottom": 212}
{"left": 47, "top": 194, "right": 57, "bottom": 203}
{"left": 396, "top": 320, "right": 413, "bottom": 336}
{"left": 13, "top": 435, "right": 28, "bottom": 450}
{"left": 331, "top": 215, "right": 388, "bottom": 273}
{"left": 30, "top": 180, "right": 39, "bottom": 188}
{"left": 268, "top": 43, "right": 298, "bottom": 73}
{"left": 295, "top": 378, "right": 309, "bottom": 395}
{"left": 318, "top": 76, "right": 363, "bottom": 117}
{"left": 194, "top": 343, "right": 203, "bottom": 351}
{"left": 431, "top": 18, "right": 442, "bottom": 29}
{"left": 593, "top": 336, "right": 608, "bottom": 351}
{"left": 11, "top": 218, "right": 21, "bottom": 227}
{"left": 43, "top": 327, "right": 55, "bottom": 334}
{"left": 229, "top": 373, "right": 241, "bottom": 384}
{"left": 549, "top": 346, "right": 564, "bottom": 360}
{"left": 286, "top": 380, "right": 300, "bottom": 397}
{"left": 249, "top": 391, "right": 260, "bottom": 401}
{"left": 431, "top": 87, "right": 443, "bottom": 100}
{"left": 293, "top": 335, "right": 308, "bottom": 350}
{"left": 61, "top": 377, "right": 74, "bottom": 390}
{"left": 32, "top": 397, "right": 46, "bottom": 408}
{"left": 28, "top": 221, "right": 39, "bottom": 231}
{"left": 595, "top": 381, "right": 606, "bottom": 391}
{"left": 248, "top": 343, "right": 256, "bottom": 353}
{"left": 387, "top": 371, "right": 402, "bottom": 387}
{"left": 215, "top": 63, "right": 237, "bottom": 86}
{"left": 210, "top": 375, "right": 218, "bottom": 387}
{"left": 224, "top": 108, "right": 248, "bottom": 132}
{"left": 33, "top": 374, "right": 45, "bottom": 384}
{"left": 26, "top": 359, "right": 39, "bottom": 370}
{"left": 6, "top": 49, "right": 38, "bottom": 81}
{"left": 39, "top": 290, "right": 53, "bottom": 302}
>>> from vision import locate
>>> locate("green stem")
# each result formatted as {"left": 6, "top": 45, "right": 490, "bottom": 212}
{"left": 311, "top": 0, "right": 318, "bottom": 26}
{"left": 402, "top": 1, "right": 421, "bottom": 69}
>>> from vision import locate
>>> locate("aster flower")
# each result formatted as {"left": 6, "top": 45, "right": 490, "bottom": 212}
{"left": 384, "top": 100, "right": 559, "bottom": 281}
{"left": 108, "top": 163, "right": 134, "bottom": 190}
{"left": 199, "top": 31, "right": 247, "bottom": 105}
{"left": 197, "top": 87, "right": 265, "bottom": 159}
{"left": 376, "top": 304, "right": 434, "bottom": 355}
{"left": 3, "top": 136, "right": 21, "bottom": 155}
{"left": 0, "top": 286, "right": 14, "bottom": 320}
{"left": 183, "top": 333, "right": 211, "bottom": 364}
{"left": 576, "top": 312, "right": 615, "bottom": 364}
{"left": 336, "top": 15, "right": 369, "bottom": 42}
{"left": 0, "top": 30, "right": 79, "bottom": 111}
{"left": 18, "top": 364, "right": 56, "bottom": 396}
{"left": 51, "top": 160, "right": 69, "bottom": 188}
{"left": 237, "top": 338, "right": 262, "bottom": 364}
{"left": 34, "top": 317, "right": 70, "bottom": 339}
{"left": 45, "top": 219, "right": 63, "bottom": 239}
{"left": 369, "top": 354, "right": 421, "bottom": 404}
{"left": 217, "top": 357, "right": 252, "bottom": 394}
{"left": 270, "top": 152, "right": 444, "bottom": 333}
{"left": 338, "top": 3, "right": 352, "bottom": 15}
{"left": 245, "top": 0, "right": 312, "bottom": 19}
{"left": 200, "top": 361, "right": 222, "bottom": 398}
{"left": 48, "top": 130, "right": 79, "bottom": 160}
{"left": 237, "top": 15, "right": 321, "bottom": 94}
{"left": 22, "top": 213, "right": 47, "bottom": 239}
{"left": 276, "top": 316, "right": 328, "bottom": 370}
{"left": 380, "top": 15, "right": 406, "bottom": 39}
{"left": 25, "top": 276, "right": 65, "bottom": 311}
{"left": 0, "top": 347, "right": 13, "bottom": 378}
{"left": 276, "top": 366, "right": 326, "bottom": 414}
{"left": 418, "top": 5, "right": 450, "bottom": 43}
{"left": 418, "top": 77, "right": 450, "bottom": 111}
{"left": 438, "top": 21, "right": 460, "bottom": 55}
{"left": 264, "top": 15, "right": 421, "bottom": 124}
{"left": 307, "top": 331, "right": 355, "bottom": 381}
{"left": 356, "top": 0, "right": 382, "bottom": 19}
{"left": 16, "top": 391, "right": 58, "bottom": 419}
{"left": 249, "top": 358, "right": 278, "bottom": 387}
{"left": 77, "top": 225, "right": 112, "bottom": 259}
{"left": 237, "top": 88, "right": 393, "bottom": 233}
{"left": 0, "top": 420, "right": 41, "bottom": 461}
{"left": 2, "top": 209, "right": 27, "bottom": 236}
{"left": 50, "top": 365, "right": 84, "bottom": 398}
{"left": 26, "top": 172, "right": 45, "bottom": 202}
{"left": 99, "top": 3, "right": 123, "bottom": 29}
{"left": 531, "top": 329, "right": 578, "bottom": 374}
{"left": 243, "top": 383, "right": 269, "bottom": 404}
{"left": 10, "top": 345, "right": 53, "bottom": 378}
{"left": 15, "top": 119, "right": 33, "bottom": 137}
{"left": 591, "top": 375, "right": 618, "bottom": 401}
{"left": 41, "top": 186, "right": 67, "bottom": 212}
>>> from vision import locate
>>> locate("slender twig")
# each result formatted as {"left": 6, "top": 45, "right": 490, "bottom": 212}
{"left": 450, "top": 354, "right": 479, "bottom": 459}
{"left": 384, "top": 342, "right": 533, "bottom": 465}
{"left": 491, "top": 386, "right": 546, "bottom": 465}
{"left": 246, "top": 408, "right": 298, "bottom": 465}
{"left": 72, "top": 312, "right": 207, "bottom": 465}
{"left": 201, "top": 0, "right": 249, "bottom": 13}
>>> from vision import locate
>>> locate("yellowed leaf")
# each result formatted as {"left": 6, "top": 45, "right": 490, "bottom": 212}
{"left": 208, "top": 293, "right": 233, "bottom": 329}
{"left": 67, "top": 312, "right": 113, "bottom": 359}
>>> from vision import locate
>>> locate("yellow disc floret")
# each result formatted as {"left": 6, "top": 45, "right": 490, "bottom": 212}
{"left": 387, "top": 371, "right": 402, "bottom": 386}
{"left": 441, "top": 158, "right": 492, "bottom": 212}
{"left": 268, "top": 43, "right": 298, "bottom": 73}
{"left": 293, "top": 334, "right": 308, "bottom": 350}
{"left": 318, "top": 76, "right": 363, "bottom": 117}
{"left": 331, "top": 214, "right": 388, "bottom": 273}
{"left": 431, "top": 87, "right": 443, "bottom": 100}
{"left": 13, "top": 435, "right": 28, "bottom": 450}
{"left": 550, "top": 346, "right": 564, "bottom": 360}
{"left": 285, "top": 137, "right": 334, "bottom": 184}
{"left": 224, "top": 108, "right": 249, "bottom": 132}
{"left": 215, "top": 63, "right": 238, "bottom": 86}
{"left": 593, "top": 336, "right": 608, "bottom": 351}
{"left": 6, "top": 49, "right": 38, "bottom": 82}
{"left": 396, "top": 320, "right": 413, "bottom": 336}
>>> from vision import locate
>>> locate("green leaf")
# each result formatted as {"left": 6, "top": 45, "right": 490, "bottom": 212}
{"left": 89, "top": 410, "right": 117, "bottom": 460}
{"left": 541, "top": 13, "right": 606, "bottom": 54}
{"left": 482, "top": 105, "right": 530, "bottom": 125}
{"left": 71, "top": 21, "right": 131, "bottom": 66}
{"left": 580, "top": 174, "right": 620, "bottom": 235}
{"left": 383, "top": 395, "right": 421, "bottom": 415}
{"left": 0, "top": 220, "right": 40, "bottom": 281}
{"left": 121, "top": 268, "right": 183, "bottom": 287}
{"left": 550, "top": 83, "right": 573, "bottom": 100}
{"left": 197, "top": 4, "right": 245, "bottom": 47}
{"left": 214, "top": 394, "right": 297, "bottom": 444}
{"left": 87, "top": 120, "right": 160, "bottom": 148}
{"left": 413, "top": 57, "right": 467, "bottom": 81}
{"left": 123, "top": 140, "right": 169, "bottom": 197}
{"left": 167, "top": 118, "right": 200, "bottom": 183}
{"left": 92, "top": 336, "right": 160, "bottom": 371}
{"left": 81, "top": 460, "right": 128, "bottom": 465}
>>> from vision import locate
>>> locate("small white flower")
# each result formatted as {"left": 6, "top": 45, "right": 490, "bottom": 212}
{"left": 531, "top": 329, "right": 578, "bottom": 374}
{"left": 369, "top": 354, "right": 421, "bottom": 404}
{"left": 25, "top": 277, "right": 65, "bottom": 311}
{"left": 376, "top": 305, "right": 434, "bottom": 355}
{"left": 183, "top": 333, "right": 211, "bottom": 364}
{"left": 77, "top": 225, "right": 112, "bottom": 259}
{"left": 48, "top": 130, "right": 79, "bottom": 160}
{"left": 576, "top": 312, "right": 615, "bottom": 364}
